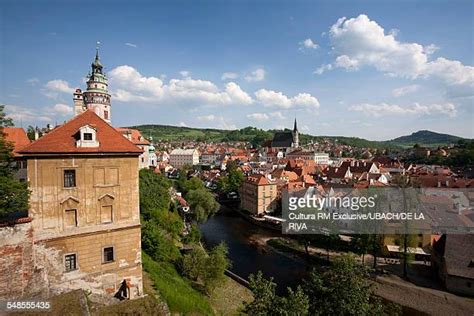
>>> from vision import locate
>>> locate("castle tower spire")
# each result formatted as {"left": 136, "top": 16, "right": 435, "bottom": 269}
{"left": 73, "top": 45, "right": 112, "bottom": 123}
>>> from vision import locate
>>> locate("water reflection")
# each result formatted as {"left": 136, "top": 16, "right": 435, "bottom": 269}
{"left": 199, "top": 208, "right": 309, "bottom": 293}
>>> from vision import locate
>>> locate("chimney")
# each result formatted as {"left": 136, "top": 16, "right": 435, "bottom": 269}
{"left": 34, "top": 127, "right": 39, "bottom": 140}
{"left": 445, "top": 180, "right": 449, "bottom": 187}
{"left": 437, "top": 181, "right": 441, "bottom": 188}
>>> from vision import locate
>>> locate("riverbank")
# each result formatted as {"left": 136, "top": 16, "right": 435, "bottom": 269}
{"left": 199, "top": 210, "right": 309, "bottom": 294}
{"left": 143, "top": 252, "right": 252, "bottom": 315}
{"left": 264, "top": 236, "right": 474, "bottom": 315}
{"left": 232, "top": 207, "right": 282, "bottom": 232}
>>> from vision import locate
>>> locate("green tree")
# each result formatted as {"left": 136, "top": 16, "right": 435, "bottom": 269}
{"left": 303, "top": 254, "right": 386, "bottom": 315}
{"left": 393, "top": 175, "right": 419, "bottom": 279}
{"left": 244, "top": 271, "right": 309, "bottom": 316}
{"left": 181, "top": 176, "right": 205, "bottom": 195}
{"left": 139, "top": 169, "right": 172, "bottom": 219}
{"left": 218, "top": 160, "right": 244, "bottom": 194}
{"left": 187, "top": 188, "right": 220, "bottom": 222}
{"left": 139, "top": 169, "right": 183, "bottom": 264}
{"left": 182, "top": 223, "right": 201, "bottom": 244}
{"left": 141, "top": 220, "right": 181, "bottom": 262}
{"left": 202, "top": 243, "right": 231, "bottom": 293}
{"left": 182, "top": 246, "right": 207, "bottom": 281}
{"left": 181, "top": 243, "right": 231, "bottom": 294}
{"left": 0, "top": 105, "right": 30, "bottom": 218}
{"left": 26, "top": 125, "right": 36, "bottom": 141}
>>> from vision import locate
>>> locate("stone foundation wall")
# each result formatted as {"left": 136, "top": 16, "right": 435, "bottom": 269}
{"left": 0, "top": 221, "right": 143, "bottom": 300}
{"left": 0, "top": 220, "right": 37, "bottom": 299}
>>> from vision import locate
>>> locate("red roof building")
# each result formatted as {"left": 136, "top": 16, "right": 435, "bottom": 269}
{"left": 19, "top": 110, "right": 142, "bottom": 156}
{"left": 3, "top": 127, "right": 31, "bottom": 157}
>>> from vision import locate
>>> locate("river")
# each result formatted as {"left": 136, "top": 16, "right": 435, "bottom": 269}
{"left": 199, "top": 207, "right": 309, "bottom": 293}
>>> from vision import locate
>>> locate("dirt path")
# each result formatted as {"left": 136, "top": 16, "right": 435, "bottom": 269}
{"left": 375, "top": 274, "right": 474, "bottom": 316}
{"left": 263, "top": 236, "right": 474, "bottom": 315}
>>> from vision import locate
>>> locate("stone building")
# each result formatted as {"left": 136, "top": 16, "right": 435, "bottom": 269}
{"left": 74, "top": 48, "right": 112, "bottom": 123}
{"left": 0, "top": 110, "right": 144, "bottom": 300}
{"left": 270, "top": 119, "right": 299, "bottom": 153}
{"left": 116, "top": 128, "right": 157, "bottom": 169}
{"left": 3, "top": 127, "right": 30, "bottom": 181}
{"left": 169, "top": 148, "right": 199, "bottom": 168}
{"left": 432, "top": 234, "right": 474, "bottom": 297}
{"left": 240, "top": 174, "right": 278, "bottom": 215}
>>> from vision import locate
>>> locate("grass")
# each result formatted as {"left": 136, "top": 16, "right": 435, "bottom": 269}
{"left": 142, "top": 252, "right": 214, "bottom": 315}
{"left": 209, "top": 277, "right": 252, "bottom": 315}
{"left": 90, "top": 271, "right": 168, "bottom": 316}
{"left": 12, "top": 290, "right": 86, "bottom": 316}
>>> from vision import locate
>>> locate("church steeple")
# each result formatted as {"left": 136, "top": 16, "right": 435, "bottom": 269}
{"left": 292, "top": 118, "right": 299, "bottom": 148}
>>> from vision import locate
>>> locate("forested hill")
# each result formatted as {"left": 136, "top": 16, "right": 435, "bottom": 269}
{"left": 386, "top": 130, "right": 465, "bottom": 147}
{"left": 131, "top": 124, "right": 467, "bottom": 149}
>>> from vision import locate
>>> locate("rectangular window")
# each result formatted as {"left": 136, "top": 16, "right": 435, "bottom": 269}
{"left": 101, "top": 205, "right": 113, "bottom": 223}
{"left": 65, "top": 253, "right": 77, "bottom": 272}
{"left": 65, "top": 209, "right": 78, "bottom": 227}
{"left": 103, "top": 247, "right": 114, "bottom": 263}
{"left": 83, "top": 133, "right": 93, "bottom": 141}
{"left": 104, "top": 111, "right": 109, "bottom": 120}
{"left": 64, "top": 169, "right": 76, "bottom": 188}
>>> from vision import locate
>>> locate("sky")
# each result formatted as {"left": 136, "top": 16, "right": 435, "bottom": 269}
{"left": 0, "top": 0, "right": 473, "bottom": 141}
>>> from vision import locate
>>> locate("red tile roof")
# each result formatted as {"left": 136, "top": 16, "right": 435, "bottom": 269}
{"left": 115, "top": 128, "right": 150, "bottom": 145}
{"left": 246, "top": 174, "right": 274, "bottom": 185}
{"left": 19, "top": 110, "right": 143, "bottom": 155}
{"left": 3, "top": 127, "right": 31, "bottom": 157}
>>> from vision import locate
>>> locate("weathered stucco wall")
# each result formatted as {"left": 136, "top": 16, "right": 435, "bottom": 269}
{"left": 0, "top": 155, "right": 143, "bottom": 300}
{"left": 0, "top": 222, "right": 142, "bottom": 300}
{"left": 27, "top": 156, "right": 140, "bottom": 235}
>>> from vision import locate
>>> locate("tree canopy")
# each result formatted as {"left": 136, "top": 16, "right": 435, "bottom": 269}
{"left": 0, "top": 105, "right": 29, "bottom": 218}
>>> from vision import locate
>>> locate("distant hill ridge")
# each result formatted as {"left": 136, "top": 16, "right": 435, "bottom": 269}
{"left": 387, "top": 130, "right": 464, "bottom": 147}
{"left": 131, "top": 124, "right": 468, "bottom": 148}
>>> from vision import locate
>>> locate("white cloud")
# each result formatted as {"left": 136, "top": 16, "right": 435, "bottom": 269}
{"left": 424, "top": 44, "right": 439, "bottom": 55}
{"left": 392, "top": 84, "right": 420, "bottom": 97}
{"left": 26, "top": 77, "right": 39, "bottom": 86}
{"left": 125, "top": 42, "right": 138, "bottom": 48}
{"left": 221, "top": 72, "right": 238, "bottom": 80}
{"left": 108, "top": 65, "right": 253, "bottom": 106}
{"left": 43, "top": 79, "right": 75, "bottom": 99}
{"left": 300, "top": 125, "right": 310, "bottom": 132}
{"left": 245, "top": 68, "right": 265, "bottom": 82}
{"left": 299, "top": 38, "right": 318, "bottom": 51}
{"left": 224, "top": 82, "right": 253, "bottom": 105}
{"left": 246, "top": 113, "right": 269, "bottom": 121}
{"left": 197, "top": 115, "right": 217, "bottom": 121}
{"left": 178, "top": 121, "right": 188, "bottom": 127}
{"left": 4, "top": 105, "right": 52, "bottom": 123}
{"left": 197, "top": 115, "right": 236, "bottom": 129}
{"left": 51, "top": 103, "right": 73, "bottom": 115}
{"left": 270, "top": 111, "right": 285, "bottom": 119}
{"left": 314, "top": 64, "right": 333, "bottom": 75}
{"left": 255, "top": 89, "right": 320, "bottom": 109}
{"left": 320, "top": 14, "right": 473, "bottom": 87}
{"left": 334, "top": 55, "right": 359, "bottom": 70}
{"left": 349, "top": 102, "right": 457, "bottom": 117}
{"left": 179, "top": 70, "right": 191, "bottom": 78}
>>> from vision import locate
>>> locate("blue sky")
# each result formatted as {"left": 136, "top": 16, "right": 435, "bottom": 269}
{"left": 1, "top": 0, "right": 473, "bottom": 140}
